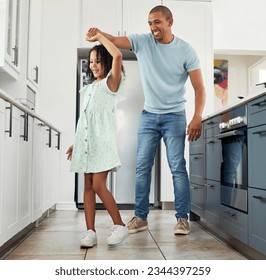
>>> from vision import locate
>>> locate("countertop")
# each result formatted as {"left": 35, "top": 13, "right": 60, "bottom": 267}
{"left": 0, "top": 88, "right": 60, "bottom": 132}
{"left": 203, "top": 87, "right": 266, "bottom": 121}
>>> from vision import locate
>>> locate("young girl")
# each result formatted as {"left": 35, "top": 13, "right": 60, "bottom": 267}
{"left": 66, "top": 32, "right": 128, "bottom": 247}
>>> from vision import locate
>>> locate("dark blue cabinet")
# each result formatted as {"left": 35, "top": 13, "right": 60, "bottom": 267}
{"left": 247, "top": 94, "right": 266, "bottom": 256}
{"left": 189, "top": 132, "right": 204, "bottom": 218}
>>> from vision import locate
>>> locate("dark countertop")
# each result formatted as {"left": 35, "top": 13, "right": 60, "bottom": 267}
{"left": 203, "top": 88, "right": 266, "bottom": 121}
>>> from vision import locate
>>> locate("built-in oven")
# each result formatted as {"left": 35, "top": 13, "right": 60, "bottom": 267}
{"left": 216, "top": 105, "right": 248, "bottom": 213}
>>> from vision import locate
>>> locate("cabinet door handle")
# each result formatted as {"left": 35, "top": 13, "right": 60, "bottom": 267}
{"left": 55, "top": 132, "right": 60, "bottom": 150}
{"left": 193, "top": 156, "right": 201, "bottom": 160}
{"left": 34, "top": 65, "right": 39, "bottom": 84}
{"left": 251, "top": 99, "right": 266, "bottom": 107}
{"left": 5, "top": 104, "right": 13, "bottom": 137}
{"left": 12, "top": 45, "right": 18, "bottom": 66}
{"left": 20, "top": 113, "right": 26, "bottom": 141}
{"left": 46, "top": 127, "right": 52, "bottom": 147}
{"left": 20, "top": 113, "right": 29, "bottom": 142}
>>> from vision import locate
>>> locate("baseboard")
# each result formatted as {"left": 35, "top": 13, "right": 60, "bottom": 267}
{"left": 55, "top": 202, "right": 77, "bottom": 210}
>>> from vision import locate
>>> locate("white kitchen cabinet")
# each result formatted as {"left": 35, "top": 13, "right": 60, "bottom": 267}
{"left": 80, "top": 0, "right": 160, "bottom": 47}
{"left": 213, "top": 0, "right": 266, "bottom": 53}
{"left": 0, "top": 98, "right": 34, "bottom": 245}
{"left": 31, "top": 122, "right": 60, "bottom": 221}
{"left": 40, "top": 126, "right": 60, "bottom": 213}
{"left": 18, "top": 113, "right": 33, "bottom": 229}
{"left": 31, "top": 119, "right": 45, "bottom": 222}
{"left": 160, "top": 0, "right": 213, "bottom": 203}
{"left": 27, "top": 0, "right": 42, "bottom": 89}
{"left": 2, "top": 103, "right": 21, "bottom": 242}
{"left": 0, "top": 0, "right": 22, "bottom": 78}
{"left": 2, "top": 103, "right": 33, "bottom": 242}
{"left": 0, "top": 99, "right": 5, "bottom": 246}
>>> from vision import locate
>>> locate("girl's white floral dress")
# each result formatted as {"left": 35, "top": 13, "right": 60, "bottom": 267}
{"left": 70, "top": 73, "right": 125, "bottom": 173}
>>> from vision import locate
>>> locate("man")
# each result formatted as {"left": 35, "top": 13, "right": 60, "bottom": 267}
{"left": 87, "top": 5, "right": 205, "bottom": 235}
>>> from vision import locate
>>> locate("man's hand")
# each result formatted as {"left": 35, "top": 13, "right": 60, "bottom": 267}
{"left": 86, "top": 27, "right": 101, "bottom": 42}
{"left": 187, "top": 115, "right": 202, "bottom": 142}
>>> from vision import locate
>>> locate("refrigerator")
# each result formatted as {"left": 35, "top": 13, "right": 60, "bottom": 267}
{"left": 75, "top": 49, "right": 160, "bottom": 209}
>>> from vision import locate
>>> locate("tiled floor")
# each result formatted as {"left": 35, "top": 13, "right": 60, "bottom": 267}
{"left": 3, "top": 209, "right": 248, "bottom": 260}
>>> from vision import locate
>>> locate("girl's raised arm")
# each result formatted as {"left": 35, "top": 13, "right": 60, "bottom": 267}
{"left": 87, "top": 32, "right": 122, "bottom": 92}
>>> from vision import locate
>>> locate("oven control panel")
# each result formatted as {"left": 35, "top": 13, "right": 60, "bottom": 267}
{"left": 218, "top": 105, "right": 247, "bottom": 132}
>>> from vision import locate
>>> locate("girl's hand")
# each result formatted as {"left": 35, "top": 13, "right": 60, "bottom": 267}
{"left": 66, "top": 145, "right": 73, "bottom": 161}
{"left": 86, "top": 28, "right": 101, "bottom": 42}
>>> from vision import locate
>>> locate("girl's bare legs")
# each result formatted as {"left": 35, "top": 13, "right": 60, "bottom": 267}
{"left": 92, "top": 171, "right": 124, "bottom": 226}
{"left": 84, "top": 173, "right": 96, "bottom": 231}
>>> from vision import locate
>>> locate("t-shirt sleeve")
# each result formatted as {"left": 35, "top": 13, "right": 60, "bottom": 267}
{"left": 127, "top": 34, "right": 145, "bottom": 53}
{"left": 184, "top": 45, "right": 200, "bottom": 72}
{"left": 79, "top": 85, "right": 88, "bottom": 95}
{"left": 104, "top": 70, "right": 125, "bottom": 96}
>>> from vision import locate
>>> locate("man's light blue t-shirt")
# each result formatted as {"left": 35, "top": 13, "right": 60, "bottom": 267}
{"left": 127, "top": 33, "right": 200, "bottom": 114}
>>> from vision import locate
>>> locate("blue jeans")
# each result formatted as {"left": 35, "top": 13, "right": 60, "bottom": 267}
{"left": 135, "top": 110, "right": 190, "bottom": 221}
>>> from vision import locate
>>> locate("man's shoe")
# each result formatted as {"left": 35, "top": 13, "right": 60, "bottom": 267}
{"left": 80, "top": 229, "right": 97, "bottom": 248}
{"left": 107, "top": 225, "right": 129, "bottom": 245}
{"left": 174, "top": 218, "right": 190, "bottom": 235}
{"left": 127, "top": 216, "right": 148, "bottom": 234}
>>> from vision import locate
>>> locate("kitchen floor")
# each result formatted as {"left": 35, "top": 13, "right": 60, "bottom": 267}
{"left": 2, "top": 209, "right": 248, "bottom": 260}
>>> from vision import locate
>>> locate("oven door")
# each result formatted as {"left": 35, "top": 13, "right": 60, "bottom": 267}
{"left": 216, "top": 129, "right": 248, "bottom": 212}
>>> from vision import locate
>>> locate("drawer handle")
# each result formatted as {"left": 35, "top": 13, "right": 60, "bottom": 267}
{"left": 193, "top": 156, "right": 201, "bottom": 160}
{"left": 251, "top": 99, "right": 266, "bottom": 107}
{"left": 206, "top": 121, "right": 216, "bottom": 125}
{"left": 205, "top": 184, "right": 215, "bottom": 189}
{"left": 223, "top": 211, "right": 236, "bottom": 217}
{"left": 252, "top": 130, "right": 266, "bottom": 136}
{"left": 205, "top": 140, "right": 214, "bottom": 144}
{"left": 253, "top": 195, "right": 266, "bottom": 201}
{"left": 191, "top": 186, "right": 202, "bottom": 190}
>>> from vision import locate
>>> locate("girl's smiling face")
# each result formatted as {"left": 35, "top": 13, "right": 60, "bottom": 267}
{"left": 89, "top": 50, "right": 104, "bottom": 80}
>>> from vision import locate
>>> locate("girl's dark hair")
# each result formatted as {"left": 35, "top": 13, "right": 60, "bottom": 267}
{"left": 87, "top": 44, "right": 125, "bottom": 82}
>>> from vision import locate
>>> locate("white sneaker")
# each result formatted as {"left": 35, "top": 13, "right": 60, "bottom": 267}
{"left": 80, "top": 229, "right": 97, "bottom": 248}
{"left": 107, "top": 225, "right": 129, "bottom": 245}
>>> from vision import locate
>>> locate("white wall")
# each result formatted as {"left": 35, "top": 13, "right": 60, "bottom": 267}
{"left": 213, "top": 54, "right": 264, "bottom": 111}
{"left": 38, "top": 0, "right": 79, "bottom": 209}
